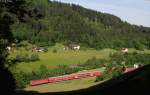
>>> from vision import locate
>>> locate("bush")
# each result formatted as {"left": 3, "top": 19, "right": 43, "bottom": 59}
{"left": 79, "top": 57, "right": 107, "bottom": 70}
{"left": 134, "top": 41, "right": 144, "bottom": 51}
{"left": 95, "top": 75, "right": 105, "bottom": 82}
{"left": 112, "top": 66, "right": 123, "bottom": 78}
{"left": 15, "top": 54, "right": 29, "bottom": 62}
{"left": 30, "top": 53, "right": 40, "bottom": 61}
{"left": 13, "top": 71, "right": 29, "bottom": 89}
{"left": 52, "top": 49, "right": 57, "bottom": 53}
{"left": 80, "top": 46, "right": 87, "bottom": 51}
{"left": 96, "top": 64, "right": 123, "bottom": 82}
{"left": 17, "top": 41, "right": 28, "bottom": 47}
{"left": 43, "top": 47, "right": 48, "bottom": 52}
{"left": 15, "top": 53, "right": 40, "bottom": 63}
{"left": 110, "top": 52, "right": 150, "bottom": 67}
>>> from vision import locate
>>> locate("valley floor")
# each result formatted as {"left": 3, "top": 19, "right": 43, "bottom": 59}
{"left": 8, "top": 43, "right": 150, "bottom": 92}
{"left": 9, "top": 43, "right": 116, "bottom": 73}
{"left": 24, "top": 77, "right": 104, "bottom": 93}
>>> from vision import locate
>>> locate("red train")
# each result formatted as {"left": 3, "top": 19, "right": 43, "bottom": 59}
{"left": 30, "top": 71, "right": 102, "bottom": 86}
{"left": 122, "top": 67, "right": 136, "bottom": 73}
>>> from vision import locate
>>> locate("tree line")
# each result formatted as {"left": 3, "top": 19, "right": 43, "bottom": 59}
{"left": 5, "top": 0, "right": 150, "bottom": 49}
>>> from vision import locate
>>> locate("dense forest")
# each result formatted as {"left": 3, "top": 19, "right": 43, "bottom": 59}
{"left": 1, "top": 0, "right": 150, "bottom": 49}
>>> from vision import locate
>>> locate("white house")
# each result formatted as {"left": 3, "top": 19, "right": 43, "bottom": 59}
{"left": 6, "top": 46, "right": 11, "bottom": 51}
{"left": 73, "top": 45, "right": 80, "bottom": 50}
{"left": 134, "top": 64, "right": 139, "bottom": 68}
{"left": 121, "top": 48, "right": 128, "bottom": 53}
{"left": 32, "top": 47, "right": 44, "bottom": 52}
{"left": 64, "top": 44, "right": 80, "bottom": 50}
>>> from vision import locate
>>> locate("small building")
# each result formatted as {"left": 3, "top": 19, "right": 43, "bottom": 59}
{"left": 32, "top": 47, "right": 45, "bottom": 52}
{"left": 6, "top": 46, "right": 11, "bottom": 51}
{"left": 134, "top": 64, "right": 139, "bottom": 68}
{"left": 64, "top": 44, "right": 80, "bottom": 50}
{"left": 121, "top": 48, "right": 128, "bottom": 53}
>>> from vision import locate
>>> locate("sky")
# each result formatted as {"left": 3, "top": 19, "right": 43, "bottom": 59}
{"left": 53, "top": 0, "right": 150, "bottom": 27}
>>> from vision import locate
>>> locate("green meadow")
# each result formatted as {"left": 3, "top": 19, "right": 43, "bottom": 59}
{"left": 8, "top": 43, "right": 116, "bottom": 73}
{"left": 8, "top": 43, "right": 150, "bottom": 92}
{"left": 8, "top": 43, "right": 150, "bottom": 73}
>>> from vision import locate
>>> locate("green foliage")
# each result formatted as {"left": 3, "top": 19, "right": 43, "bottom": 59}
{"left": 13, "top": 71, "right": 29, "bottom": 88}
{"left": 0, "top": 1, "right": 30, "bottom": 93}
{"left": 79, "top": 57, "right": 107, "bottom": 70}
{"left": 96, "top": 63, "right": 123, "bottom": 82}
{"left": 15, "top": 54, "right": 29, "bottom": 62}
{"left": 52, "top": 49, "right": 57, "bottom": 53}
{"left": 7, "top": 0, "right": 150, "bottom": 49}
{"left": 134, "top": 42, "right": 144, "bottom": 51}
{"left": 110, "top": 52, "right": 150, "bottom": 66}
{"left": 96, "top": 52, "right": 150, "bottom": 82}
{"left": 111, "top": 65, "right": 123, "bottom": 78}
{"left": 15, "top": 53, "right": 39, "bottom": 63}
{"left": 38, "top": 65, "right": 50, "bottom": 78}
{"left": 0, "top": 39, "right": 8, "bottom": 60}
{"left": 43, "top": 47, "right": 48, "bottom": 52}
{"left": 17, "top": 41, "right": 29, "bottom": 47}
{"left": 30, "top": 53, "right": 40, "bottom": 61}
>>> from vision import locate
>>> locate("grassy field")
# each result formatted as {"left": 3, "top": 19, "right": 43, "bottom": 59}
{"left": 8, "top": 43, "right": 150, "bottom": 73}
{"left": 9, "top": 43, "right": 116, "bottom": 73}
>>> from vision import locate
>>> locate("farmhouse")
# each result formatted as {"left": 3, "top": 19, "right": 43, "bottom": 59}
{"left": 6, "top": 43, "right": 16, "bottom": 51}
{"left": 64, "top": 44, "right": 80, "bottom": 50}
{"left": 121, "top": 48, "right": 128, "bottom": 53}
{"left": 6, "top": 46, "right": 11, "bottom": 51}
{"left": 134, "top": 64, "right": 139, "bottom": 68}
{"left": 32, "top": 47, "right": 45, "bottom": 52}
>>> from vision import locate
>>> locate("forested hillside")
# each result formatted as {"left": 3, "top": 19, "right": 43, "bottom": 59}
{"left": 2, "top": 0, "right": 150, "bottom": 49}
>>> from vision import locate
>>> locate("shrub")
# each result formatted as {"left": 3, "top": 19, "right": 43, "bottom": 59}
{"left": 30, "top": 53, "right": 40, "bottom": 61}
{"left": 52, "top": 49, "right": 57, "bottom": 53}
{"left": 15, "top": 54, "right": 29, "bottom": 62}
{"left": 96, "top": 64, "right": 123, "bottom": 82}
{"left": 43, "top": 47, "right": 48, "bottom": 52}
{"left": 80, "top": 47, "right": 87, "bottom": 51}
{"left": 112, "top": 66, "right": 123, "bottom": 78}
{"left": 17, "top": 41, "right": 30, "bottom": 47}
{"left": 80, "top": 57, "right": 107, "bottom": 70}
{"left": 13, "top": 71, "right": 29, "bottom": 89}
{"left": 15, "top": 53, "right": 40, "bottom": 63}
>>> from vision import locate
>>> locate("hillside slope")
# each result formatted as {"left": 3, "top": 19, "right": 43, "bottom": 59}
{"left": 2, "top": 0, "right": 150, "bottom": 49}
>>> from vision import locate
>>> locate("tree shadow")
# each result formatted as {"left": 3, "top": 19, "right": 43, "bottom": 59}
{"left": 0, "top": 67, "right": 16, "bottom": 95}
{"left": 0, "top": 2, "right": 18, "bottom": 95}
